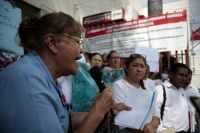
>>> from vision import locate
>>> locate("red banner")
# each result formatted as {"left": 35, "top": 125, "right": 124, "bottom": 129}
{"left": 84, "top": 11, "right": 188, "bottom": 55}
{"left": 191, "top": 28, "right": 200, "bottom": 40}
{"left": 85, "top": 12, "right": 187, "bottom": 38}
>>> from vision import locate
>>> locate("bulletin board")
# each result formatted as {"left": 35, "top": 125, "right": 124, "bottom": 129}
{"left": 0, "top": 0, "right": 23, "bottom": 56}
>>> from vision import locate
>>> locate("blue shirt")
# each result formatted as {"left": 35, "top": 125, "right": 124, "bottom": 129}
{"left": 0, "top": 51, "right": 69, "bottom": 133}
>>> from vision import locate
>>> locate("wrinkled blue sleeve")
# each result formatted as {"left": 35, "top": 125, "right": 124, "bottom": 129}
{"left": 0, "top": 71, "right": 68, "bottom": 133}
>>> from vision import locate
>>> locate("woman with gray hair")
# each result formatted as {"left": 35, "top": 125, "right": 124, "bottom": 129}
{"left": 0, "top": 12, "right": 131, "bottom": 133}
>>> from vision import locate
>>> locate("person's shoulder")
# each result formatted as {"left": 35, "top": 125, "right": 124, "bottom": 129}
{"left": 162, "top": 80, "right": 173, "bottom": 88}
{"left": 147, "top": 78, "right": 155, "bottom": 83}
{"left": 112, "top": 79, "right": 127, "bottom": 92}
{"left": 189, "top": 84, "right": 198, "bottom": 90}
{"left": 155, "top": 84, "right": 164, "bottom": 88}
{"left": 103, "top": 67, "right": 110, "bottom": 72}
{"left": 113, "top": 79, "right": 123, "bottom": 85}
{"left": 112, "top": 79, "right": 125, "bottom": 90}
{"left": 0, "top": 56, "right": 44, "bottom": 82}
{"left": 189, "top": 84, "right": 200, "bottom": 93}
{"left": 1, "top": 56, "right": 27, "bottom": 74}
{"left": 185, "top": 84, "right": 200, "bottom": 97}
{"left": 145, "top": 84, "right": 151, "bottom": 90}
{"left": 147, "top": 78, "right": 154, "bottom": 81}
{"left": 154, "top": 83, "right": 165, "bottom": 91}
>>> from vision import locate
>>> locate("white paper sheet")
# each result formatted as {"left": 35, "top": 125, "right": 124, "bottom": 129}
{"left": 115, "top": 88, "right": 157, "bottom": 130}
{"left": 135, "top": 46, "right": 159, "bottom": 72}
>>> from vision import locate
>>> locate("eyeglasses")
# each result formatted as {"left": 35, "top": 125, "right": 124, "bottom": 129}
{"left": 130, "top": 54, "right": 146, "bottom": 59}
{"left": 62, "top": 33, "right": 83, "bottom": 49}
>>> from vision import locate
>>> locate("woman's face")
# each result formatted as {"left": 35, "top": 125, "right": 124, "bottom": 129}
{"left": 56, "top": 34, "right": 82, "bottom": 76}
{"left": 108, "top": 52, "right": 120, "bottom": 68}
{"left": 90, "top": 54, "right": 102, "bottom": 67}
{"left": 125, "top": 58, "right": 146, "bottom": 81}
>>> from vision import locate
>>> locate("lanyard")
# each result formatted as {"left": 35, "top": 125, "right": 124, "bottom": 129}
{"left": 56, "top": 84, "right": 73, "bottom": 133}
{"left": 56, "top": 86, "right": 70, "bottom": 108}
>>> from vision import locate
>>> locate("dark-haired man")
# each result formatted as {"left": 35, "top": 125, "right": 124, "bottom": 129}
{"left": 154, "top": 63, "right": 189, "bottom": 133}
{"left": 183, "top": 68, "right": 199, "bottom": 100}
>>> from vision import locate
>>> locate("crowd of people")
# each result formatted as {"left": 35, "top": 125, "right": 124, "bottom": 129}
{"left": 0, "top": 11, "right": 200, "bottom": 133}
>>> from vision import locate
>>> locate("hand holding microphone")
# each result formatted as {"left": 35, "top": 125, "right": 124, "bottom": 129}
{"left": 90, "top": 66, "right": 115, "bottom": 132}
{"left": 90, "top": 66, "right": 115, "bottom": 115}
{"left": 90, "top": 66, "right": 132, "bottom": 115}
{"left": 91, "top": 86, "right": 114, "bottom": 116}
{"left": 90, "top": 66, "right": 132, "bottom": 133}
{"left": 90, "top": 66, "right": 107, "bottom": 92}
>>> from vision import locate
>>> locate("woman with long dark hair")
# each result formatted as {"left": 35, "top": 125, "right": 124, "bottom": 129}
{"left": 112, "top": 54, "right": 160, "bottom": 133}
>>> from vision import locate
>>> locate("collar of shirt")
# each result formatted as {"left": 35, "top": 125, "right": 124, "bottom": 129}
{"left": 27, "top": 50, "right": 61, "bottom": 89}
{"left": 122, "top": 79, "right": 142, "bottom": 90}
{"left": 27, "top": 50, "right": 69, "bottom": 108}
{"left": 164, "top": 80, "right": 183, "bottom": 90}
{"left": 164, "top": 80, "right": 174, "bottom": 88}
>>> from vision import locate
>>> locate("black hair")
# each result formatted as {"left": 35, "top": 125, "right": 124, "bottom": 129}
{"left": 107, "top": 50, "right": 119, "bottom": 61}
{"left": 18, "top": 12, "right": 83, "bottom": 52}
{"left": 146, "top": 64, "right": 150, "bottom": 70}
{"left": 84, "top": 52, "right": 91, "bottom": 57}
{"left": 88, "top": 53, "right": 102, "bottom": 61}
{"left": 170, "top": 63, "right": 187, "bottom": 74}
{"left": 162, "top": 66, "right": 170, "bottom": 73}
{"left": 188, "top": 68, "right": 192, "bottom": 75}
{"left": 170, "top": 56, "right": 177, "bottom": 68}
{"left": 124, "top": 54, "right": 147, "bottom": 89}
{"left": 102, "top": 52, "right": 108, "bottom": 57}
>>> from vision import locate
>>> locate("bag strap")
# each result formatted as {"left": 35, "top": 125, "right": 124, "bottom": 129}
{"left": 68, "top": 110, "right": 73, "bottom": 133}
{"left": 160, "top": 84, "right": 166, "bottom": 120}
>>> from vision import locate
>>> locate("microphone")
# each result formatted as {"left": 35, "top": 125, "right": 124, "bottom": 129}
{"left": 90, "top": 66, "right": 106, "bottom": 92}
{"left": 90, "top": 66, "right": 116, "bottom": 133}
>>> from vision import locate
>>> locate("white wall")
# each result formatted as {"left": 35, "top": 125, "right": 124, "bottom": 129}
{"left": 23, "top": 0, "right": 142, "bottom": 23}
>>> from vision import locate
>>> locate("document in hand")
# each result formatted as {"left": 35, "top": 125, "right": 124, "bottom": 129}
{"left": 115, "top": 88, "right": 157, "bottom": 130}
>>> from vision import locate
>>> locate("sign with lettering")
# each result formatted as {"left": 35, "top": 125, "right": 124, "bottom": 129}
{"left": 111, "top": 8, "right": 124, "bottom": 21}
{"left": 0, "top": 1, "right": 23, "bottom": 56}
{"left": 84, "top": 11, "right": 187, "bottom": 57}
{"left": 135, "top": 46, "right": 159, "bottom": 72}
{"left": 82, "top": 8, "right": 124, "bottom": 28}
{"left": 191, "top": 27, "right": 200, "bottom": 41}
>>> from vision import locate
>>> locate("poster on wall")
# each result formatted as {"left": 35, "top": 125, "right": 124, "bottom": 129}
{"left": 84, "top": 11, "right": 187, "bottom": 57}
{"left": 0, "top": 1, "right": 23, "bottom": 56}
{"left": 135, "top": 46, "right": 159, "bottom": 72}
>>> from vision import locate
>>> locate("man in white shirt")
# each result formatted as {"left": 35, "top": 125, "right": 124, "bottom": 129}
{"left": 154, "top": 63, "right": 190, "bottom": 133}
